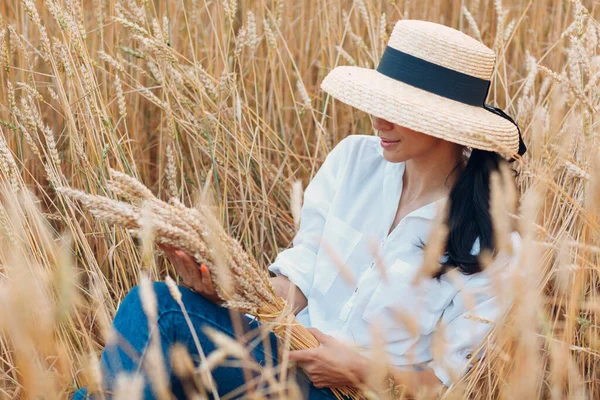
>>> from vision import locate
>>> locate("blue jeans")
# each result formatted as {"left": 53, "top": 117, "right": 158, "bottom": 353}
{"left": 71, "top": 282, "right": 338, "bottom": 399}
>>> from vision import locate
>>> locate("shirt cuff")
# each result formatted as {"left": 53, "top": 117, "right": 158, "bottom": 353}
{"left": 267, "top": 248, "right": 315, "bottom": 300}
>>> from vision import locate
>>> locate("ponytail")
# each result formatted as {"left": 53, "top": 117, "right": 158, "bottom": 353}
{"left": 435, "top": 149, "right": 506, "bottom": 277}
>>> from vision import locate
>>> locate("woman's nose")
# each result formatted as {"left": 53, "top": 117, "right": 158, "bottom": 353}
{"left": 373, "top": 117, "right": 393, "bottom": 131}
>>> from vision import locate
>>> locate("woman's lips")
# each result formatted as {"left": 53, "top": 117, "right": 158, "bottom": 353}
{"left": 380, "top": 137, "right": 401, "bottom": 149}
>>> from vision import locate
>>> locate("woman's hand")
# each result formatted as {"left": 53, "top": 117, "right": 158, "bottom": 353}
{"left": 157, "top": 243, "right": 223, "bottom": 304}
{"left": 269, "top": 275, "right": 308, "bottom": 315}
{"left": 289, "top": 328, "right": 444, "bottom": 396}
{"left": 288, "top": 328, "right": 368, "bottom": 389}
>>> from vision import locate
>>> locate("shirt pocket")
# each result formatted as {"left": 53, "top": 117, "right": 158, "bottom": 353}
{"left": 312, "top": 214, "right": 363, "bottom": 295}
{"left": 362, "top": 259, "right": 456, "bottom": 340}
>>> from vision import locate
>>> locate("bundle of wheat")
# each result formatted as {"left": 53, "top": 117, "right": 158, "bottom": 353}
{"left": 58, "top": 168, "right": 362, "bottom": 399}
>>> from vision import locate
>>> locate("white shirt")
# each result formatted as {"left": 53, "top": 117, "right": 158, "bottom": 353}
{"left": 267, "top": 134, "right": 521, "bottom": 386}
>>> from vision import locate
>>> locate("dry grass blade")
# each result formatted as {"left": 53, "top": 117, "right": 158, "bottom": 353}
{"left": 0, "top": 0, "right": 599, "bottom": 399}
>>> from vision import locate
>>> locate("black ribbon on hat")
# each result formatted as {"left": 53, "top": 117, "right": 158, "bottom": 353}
{"left": 483, "top": 104, "right": 527, "bottom": 156}
{"left": 376, "top": 46, "right": 527, "bottom": 157}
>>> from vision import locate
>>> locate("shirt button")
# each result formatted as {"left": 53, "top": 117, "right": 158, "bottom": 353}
{"left": 354, "top": 287, "right": 359, "bottom": 293}
{"left": 466, "top": 354, "right": 472, "bottom": 359}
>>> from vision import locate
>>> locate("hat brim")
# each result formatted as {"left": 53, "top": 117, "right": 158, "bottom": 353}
{"left": 320, "top": 66, "right": 520, "bottom": 157}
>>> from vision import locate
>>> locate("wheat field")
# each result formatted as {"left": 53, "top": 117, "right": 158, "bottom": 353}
{"left": 0, "top": 0, "right": 599, "bottom": 398}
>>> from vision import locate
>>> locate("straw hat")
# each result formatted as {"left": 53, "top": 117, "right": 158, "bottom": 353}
{"left": 320, "top": 19, "right": 527, "bottom": 158}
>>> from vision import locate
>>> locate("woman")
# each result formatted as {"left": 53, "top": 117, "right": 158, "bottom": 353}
{"left": 73, "top": 20, "right": 526, "bottom": 399}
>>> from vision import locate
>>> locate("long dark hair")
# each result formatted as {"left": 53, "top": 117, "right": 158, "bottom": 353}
{"left": 434, "top": 148, "right": 512, "bottom": 278}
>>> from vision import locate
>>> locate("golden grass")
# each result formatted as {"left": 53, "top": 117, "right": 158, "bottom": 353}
{"left": 58, "top": 168, "right": 361, "bottom": 398}
{"left": 0, "top": 0, "right": 598, "bottom": 398}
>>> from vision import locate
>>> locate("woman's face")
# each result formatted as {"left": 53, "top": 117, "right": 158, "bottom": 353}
{"left": 373, "top": 116, "right": 444, "bottom": 163}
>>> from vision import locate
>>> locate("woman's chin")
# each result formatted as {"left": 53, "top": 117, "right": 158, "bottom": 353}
{"left": 382, "top": 150, "right": 406, "bottom": 163}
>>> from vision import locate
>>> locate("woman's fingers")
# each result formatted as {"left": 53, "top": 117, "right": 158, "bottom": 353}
{"left": 178, "top": 251, "right": 200, "bottom": 270}
{"left": 159, "top": 246, "right": 176, "bottom": 263}
{"left": 165, "top": 248, "right": 188, "bottom": 272}
{"left": 159, "top": 246, "right": 221, "bottom": 303}
{"left": 171, "top": 252, "right": 191, "bottom": 284}
{"left": 160, "top": 245, "right": 198, "bottom": 291}
{"left": 174, "top": 250, "right": 203, "bottom": 292}
{"left": 176, "top": 251, "right": 204, "bottom": 291}
{"left": 304, "top": 370, "right": 315, "bottom": 383}
{"left": 200, "top": 264, "right": 216, "bottom": 296}
{"left": 157, "top": 243, "right": 178, "bottom": 254}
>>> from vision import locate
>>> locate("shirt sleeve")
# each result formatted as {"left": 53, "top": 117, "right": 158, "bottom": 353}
{"left": 267, "top": 136, "right": 353, "bottom": 299}
{"left": 428, "top": 232, "right": 523, "bottom": 386}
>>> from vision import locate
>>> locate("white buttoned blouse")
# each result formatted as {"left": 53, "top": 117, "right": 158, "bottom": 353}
{"left": 267, "top": 134, "right": 521, "bottom": 386}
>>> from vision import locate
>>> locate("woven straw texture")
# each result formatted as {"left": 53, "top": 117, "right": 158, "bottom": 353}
{"left": 389, "top": 20, "right": 496, "bottom": 80}
{"left": 320, "top": 20, "right": 520, "bottom": 156}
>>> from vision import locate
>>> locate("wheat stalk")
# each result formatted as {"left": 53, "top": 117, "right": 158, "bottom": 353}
{"left": 59, "top": 169, "right": 361, "bottom": 399}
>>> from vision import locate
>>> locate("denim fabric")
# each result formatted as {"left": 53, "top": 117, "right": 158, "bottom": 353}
{"left": 71, "top": 282, "right": 338, "bottom": 399}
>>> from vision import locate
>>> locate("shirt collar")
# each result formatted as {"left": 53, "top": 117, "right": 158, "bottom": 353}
{"left": 408, "top": 196, "right": 448, "bottom": 220}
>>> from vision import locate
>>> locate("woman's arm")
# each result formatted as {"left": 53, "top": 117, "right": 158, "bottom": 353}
{"left": 266, "top": 136, "right": 355, "bottom": 300}
{"left": 270, "top": 275, "right": 308, "bottom": 315}
{"left": 158, "top": 244, "right": 309, "bottom": 314}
